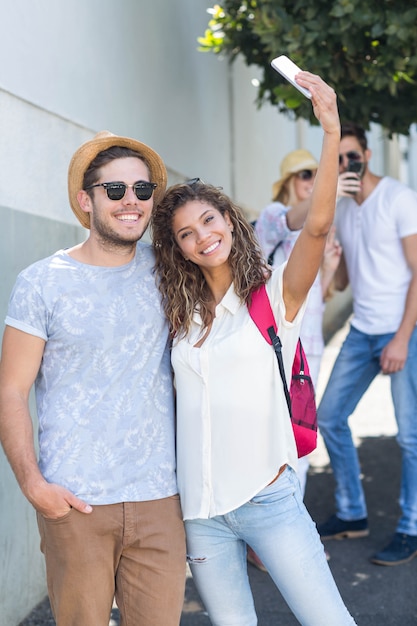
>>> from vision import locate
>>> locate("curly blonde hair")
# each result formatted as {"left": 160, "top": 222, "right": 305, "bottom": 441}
{"left": 275, "top": 174, "right": 305, "bottom": 206}
{"left": 151, "top": 181, "right": 271, "bottom": 337}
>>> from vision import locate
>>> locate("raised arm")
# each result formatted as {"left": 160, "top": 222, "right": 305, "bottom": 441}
{"left": 285, "top": 198, "right": 312, "bottom": 231}
{"left": 283, "top": 73, "right": 340, "bottom": 321}
{"left": 0, "top": 327, "right": 92, "bottom": 518}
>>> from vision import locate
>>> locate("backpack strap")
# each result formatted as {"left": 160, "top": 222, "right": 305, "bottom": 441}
{"left": 267, "top": 240, "right": 283, "bottom": 266}
{"left": 248, "top": 285, "right": 292, "bottom": 417}
{"left": 248, "top": 283, "right": 276, "bottom": 341}
{"left": 250, "top": 220, "right": 283, "bottom": 266}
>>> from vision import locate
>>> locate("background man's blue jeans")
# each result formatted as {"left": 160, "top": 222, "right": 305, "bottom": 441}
{"left": 318, "top": 325, "right": 417, "bottom": 535}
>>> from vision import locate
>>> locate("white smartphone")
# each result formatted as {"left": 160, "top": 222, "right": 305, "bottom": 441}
{"left": 270, "top": 55, "right": 311, "bottom": 99}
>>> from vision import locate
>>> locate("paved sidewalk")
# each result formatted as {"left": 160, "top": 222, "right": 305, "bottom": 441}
{"left": 20, "top": 322, "right": 417, "bottom": 625}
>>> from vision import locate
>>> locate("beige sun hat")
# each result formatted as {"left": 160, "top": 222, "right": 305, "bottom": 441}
{"left": 68, "top": 130, "right": 167, "bottom": 229}
{"left": 272, "top": 149, "right": 318, "bottom": 201}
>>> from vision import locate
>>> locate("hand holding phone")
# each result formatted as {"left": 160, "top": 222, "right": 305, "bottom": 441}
{"left": 338, "top": 164, "right": 362, "bottom": 198}
{"left": 270, "top": 55, "right": 312, "bottom": 99}
{"left": 344, "top": 159, "right": 364, "bottom": 195}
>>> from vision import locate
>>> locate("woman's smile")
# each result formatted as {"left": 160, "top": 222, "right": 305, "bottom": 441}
{"left": 201, "top": 241, "right": 220, "bottom": 255}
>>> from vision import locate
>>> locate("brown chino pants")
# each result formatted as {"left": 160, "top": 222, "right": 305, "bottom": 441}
{"left": 37, "top": 496, "right": 186, "bottom": 626}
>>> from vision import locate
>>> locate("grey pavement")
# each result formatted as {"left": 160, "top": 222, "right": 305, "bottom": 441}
{"left": 19, "top": 321, "right": 417, "bottom": 625}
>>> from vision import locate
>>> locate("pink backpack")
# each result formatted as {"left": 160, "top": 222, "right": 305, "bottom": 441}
{"left": 248, "top": 284, "right": 317, "bottom": 458}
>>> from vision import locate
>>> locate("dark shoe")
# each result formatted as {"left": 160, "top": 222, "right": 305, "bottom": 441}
{"left": 370, "top": 533, "right": 417, "bottom": 566}
{"left": 247, "top": 547, "right": 267, "bottom": 572}
{"left": 317, "top": 514, "right": 369, "bottom": 540}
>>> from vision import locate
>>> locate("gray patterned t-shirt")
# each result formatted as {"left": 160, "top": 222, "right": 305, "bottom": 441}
{"left": 5, "top": 243, "right": 177, "bottom": 504}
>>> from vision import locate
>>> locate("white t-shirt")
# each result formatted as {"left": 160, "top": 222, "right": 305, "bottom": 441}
{"left": 336, "top": 176, "right": 417, "bottom": 334}
{"left": 172, "top": 266, "right": 305, "bottom": 520}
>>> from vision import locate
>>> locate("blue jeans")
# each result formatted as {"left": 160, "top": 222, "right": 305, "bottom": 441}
{"left": 318, "top": 325, "right": 417, "bottom": 535}
{"left": 185, "top": 467, "right": 355, "bottom": 626}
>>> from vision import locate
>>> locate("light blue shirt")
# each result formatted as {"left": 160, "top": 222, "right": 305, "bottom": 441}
{"left": 5, "top": 243, "right": 177, "bottom": 504}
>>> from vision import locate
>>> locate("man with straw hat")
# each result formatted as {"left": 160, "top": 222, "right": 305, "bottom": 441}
{"left": 0, "top": 131, "right": 186, "bottom": 625}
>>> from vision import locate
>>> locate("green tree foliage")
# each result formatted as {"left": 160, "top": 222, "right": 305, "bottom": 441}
{"left": 198, "top": 0, "right": 417, "bottom": 136}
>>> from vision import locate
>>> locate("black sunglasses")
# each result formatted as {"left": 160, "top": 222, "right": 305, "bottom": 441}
{"left": 85, "top": 181, "right": 157, "bottom": 201}
{"left": 185, "top": 177, "right": 224, "bottom": 192}
{"left": 296, "top": 169, "right": 315, "bottom": 181}
{"left": 185, "top": 177, "right": 204, "bottom": 187}
{"left": 339, "top": 151, "right": 361, "bottom": 165}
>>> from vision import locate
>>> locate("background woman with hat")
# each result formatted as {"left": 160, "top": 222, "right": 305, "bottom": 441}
{"left": 246, "top": 149, "right": 341, "bottom": 573}
{"left": 255, "top": 150, "right": 342, "bottom": 486}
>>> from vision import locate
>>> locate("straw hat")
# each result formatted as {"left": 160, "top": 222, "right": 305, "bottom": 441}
{"left": 68, "top": 130, "right": 167, "bottom": 229}
{"left": 272, "top": 149, "right": 318, "bottom": 201}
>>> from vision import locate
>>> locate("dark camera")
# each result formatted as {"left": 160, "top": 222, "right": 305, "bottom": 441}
{"left": 345, "top": 159, "right": 364, "bottom": 195}
{"left": 346, "top": 159, "right": 364, "bottom": 177}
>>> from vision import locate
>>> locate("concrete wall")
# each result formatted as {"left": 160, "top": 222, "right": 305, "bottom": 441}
{"left": 0, "top": 0, "right": 234, "bottom": 190}
{"left": 1, "top": 1, "right": 417, "bottom": 623}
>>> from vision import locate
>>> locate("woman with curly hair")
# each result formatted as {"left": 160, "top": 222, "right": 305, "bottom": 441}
{"left": 151, "top": 73, "right": 356, "bottom": 625}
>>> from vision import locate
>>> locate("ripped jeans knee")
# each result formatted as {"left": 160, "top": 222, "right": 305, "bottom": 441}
{"left": 186, "top": 553, "right": 207, "bottom": 565}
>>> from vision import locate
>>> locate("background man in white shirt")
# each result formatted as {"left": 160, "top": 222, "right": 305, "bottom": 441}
{"left": 316, "top": 122, "right": 417, "bottom": 567}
